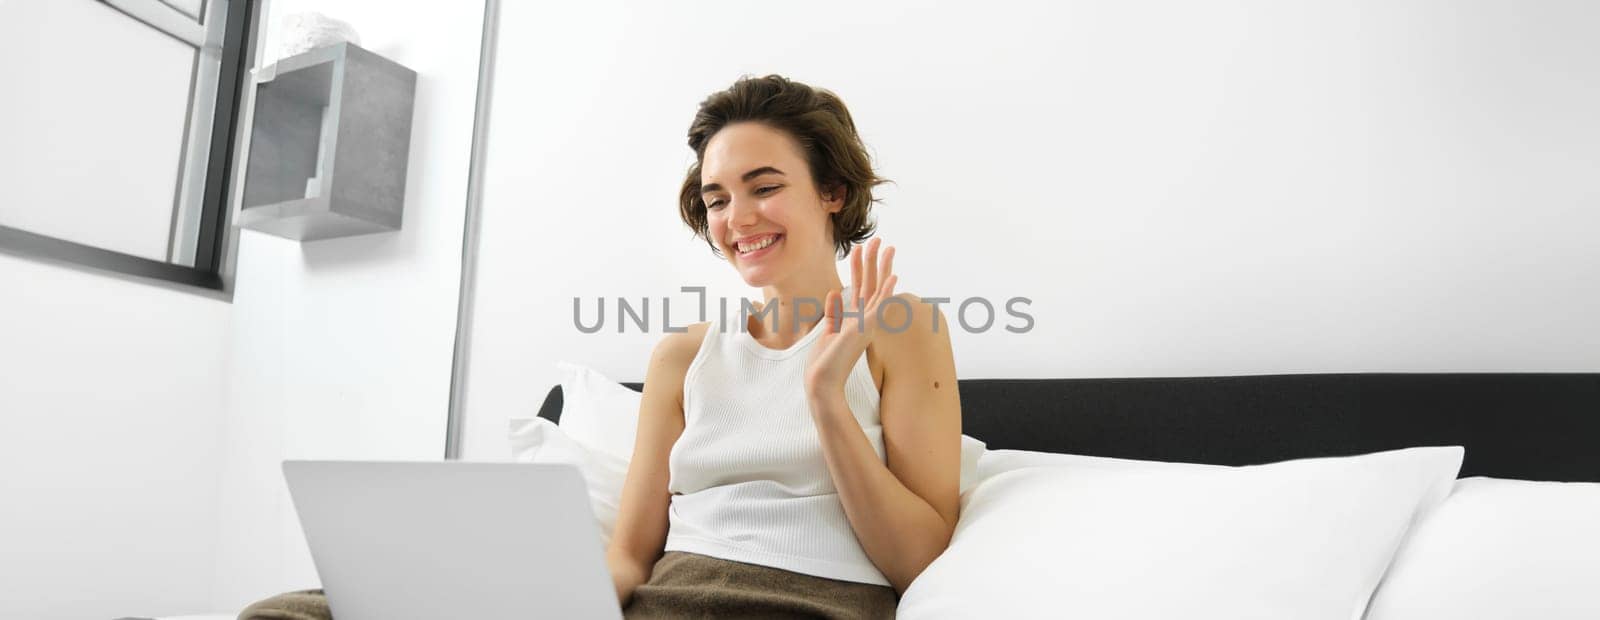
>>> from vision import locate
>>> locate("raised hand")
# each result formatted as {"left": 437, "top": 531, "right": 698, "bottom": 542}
{"left": 805, "top": 237, "right": 899, "bottom": 398}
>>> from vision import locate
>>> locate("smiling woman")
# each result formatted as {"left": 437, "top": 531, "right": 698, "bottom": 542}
{"left": 604, "top": 74, "right": 964, "bottom": 619}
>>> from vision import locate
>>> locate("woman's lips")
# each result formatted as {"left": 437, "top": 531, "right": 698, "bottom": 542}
{"left": 737, "top": 234, "right": 783, "bottom": 261}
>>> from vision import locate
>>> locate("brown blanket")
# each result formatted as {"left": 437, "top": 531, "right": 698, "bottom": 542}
{"left": 625, "top": 551, "right": 897, "bottom": 619}
{"left": 237, "top": 589, "right": 330, "bottom": 620}
{"left": 237, "top": 551, "right": 896, "bottom": 619}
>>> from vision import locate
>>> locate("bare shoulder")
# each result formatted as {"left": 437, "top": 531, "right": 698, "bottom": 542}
{"left": 642, "top": 322, "right": 711, "bottom": 402}
{"left": 651, "top": 321, "right": 711, "bottom": 365}
{"left": 876, "top": 292, "right": 953, "bottom": 357}
{"left": 867, "top": 292, "right": 954, "bottom": 394}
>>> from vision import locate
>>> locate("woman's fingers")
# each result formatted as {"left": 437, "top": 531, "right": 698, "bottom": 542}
{"left": 862, "top": 238, "right": 881, "bottom": 307}
{"left": 839, "top": 239, "right": 896, "bottom": 324}
{"left": 877, "top": 246, "right": 896, "bottom": 301}
{"left": 850, "top": 245, "right": 863, "bottom": 308}
{"left": 822, "top": 288, "right": 840, "bottom": 335}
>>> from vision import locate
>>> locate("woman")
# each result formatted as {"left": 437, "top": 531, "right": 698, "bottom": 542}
{"left": 609, "top": 74, "right": 962, "bottom": 619}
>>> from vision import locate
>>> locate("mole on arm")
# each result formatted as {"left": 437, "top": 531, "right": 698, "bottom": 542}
{"left": 933, "top": 381, "right": 940, "bottom": 389}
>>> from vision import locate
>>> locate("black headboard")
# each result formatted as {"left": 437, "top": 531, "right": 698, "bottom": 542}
{"left": 536, "top": 373, "right": 1600, "bottom": 482}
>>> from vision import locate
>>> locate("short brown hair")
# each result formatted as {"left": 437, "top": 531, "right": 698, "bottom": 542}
{"left": 678, "top": 74, "right": 886, "bottom": 259}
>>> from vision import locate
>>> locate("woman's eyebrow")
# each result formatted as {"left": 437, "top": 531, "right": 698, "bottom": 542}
{"left": 702, "top": 166, "right": 787, "bottom": 194}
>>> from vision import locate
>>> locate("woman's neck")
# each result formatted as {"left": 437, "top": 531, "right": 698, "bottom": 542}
{"left": 748, "top": 268, "right": 845, "bottom": 345}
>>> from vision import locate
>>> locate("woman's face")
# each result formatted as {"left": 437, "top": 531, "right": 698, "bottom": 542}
{"left": 700, "top": 122, "right": 842, "bottom": 288}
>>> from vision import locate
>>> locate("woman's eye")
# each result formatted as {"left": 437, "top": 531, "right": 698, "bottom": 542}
{"left": 755, "top": 185, "right": 781, "bottom": 196}
{"left": 706, "top": 198, "right": 725, "bottom": 210}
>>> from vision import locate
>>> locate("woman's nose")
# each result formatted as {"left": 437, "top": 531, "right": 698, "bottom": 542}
{"left": 727, "top": 196, "right": 759, "bottom": 227}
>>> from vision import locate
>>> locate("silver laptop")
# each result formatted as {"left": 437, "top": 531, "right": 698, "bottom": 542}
{"left": 283, "top": 461, "right": 622, "bottom": 620}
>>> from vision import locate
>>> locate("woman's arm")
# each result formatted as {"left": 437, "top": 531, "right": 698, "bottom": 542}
{"left": 604, "top": 324, "right": 704, "bottom": 606}
{"left": 808, "top": 293, "right": 962, "bottom": 594}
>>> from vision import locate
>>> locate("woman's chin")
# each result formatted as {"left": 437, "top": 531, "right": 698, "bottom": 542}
{"left": 738, "top": 271, "right": 772, "bottom": 287}
{"left": 736, "top": 264, "right": 779, "bottom": 287}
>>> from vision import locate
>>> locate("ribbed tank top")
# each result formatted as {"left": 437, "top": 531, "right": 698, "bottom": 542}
{"left": 665, "top": 288, "right": 889, "bottom": 586}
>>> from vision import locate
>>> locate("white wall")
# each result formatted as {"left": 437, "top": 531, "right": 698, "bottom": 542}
{"left": 457, "top": 0, "right": 1600, "bottom": 459}
{"left": 209, "top": 0, "right": 485, "bottom": 612}
{"left": 0, "top": 254, "right": 231, "bottom": 619}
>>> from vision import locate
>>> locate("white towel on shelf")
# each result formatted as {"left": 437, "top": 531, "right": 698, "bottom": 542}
{"left": 275, "top": 12, "right": 360, "bottom": 61}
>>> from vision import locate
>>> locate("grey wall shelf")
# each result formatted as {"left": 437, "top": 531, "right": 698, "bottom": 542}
{"left": 238, "top": 42, "right": 417, "bottom": 241}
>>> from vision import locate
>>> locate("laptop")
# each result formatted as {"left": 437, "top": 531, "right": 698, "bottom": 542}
{"left": 282, "top": 460, "right": 622, "bottom": 620}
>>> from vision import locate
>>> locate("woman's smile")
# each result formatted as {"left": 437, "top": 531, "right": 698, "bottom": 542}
{"left": 736, "top": 233, "right": 784, "bottom": 260}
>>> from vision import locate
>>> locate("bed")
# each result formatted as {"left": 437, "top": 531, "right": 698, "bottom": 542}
{"left": 527, "top": 371, "right": 1600, "bottom": 618}
{"left": 160, "top": 372, "right": 1596, "bottom": 620}
{"left": 537, "top": 372, "right": 1600, "bottom": 482}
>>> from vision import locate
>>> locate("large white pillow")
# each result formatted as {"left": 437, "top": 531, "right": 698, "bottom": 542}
{"left": 1364, "top": 476, "right": 1600, "bottom": 620}
{"left": 508, "top": 416, "right": 628, "bottom": 547}
{"left": 973, "top": 446, "right": 1232, "bottom": 479}
{"left": 554, "top": 361, "right": 643, "bottom": 461}
{"left": 898, "top": 446, "right": 1464, "bottom": 620}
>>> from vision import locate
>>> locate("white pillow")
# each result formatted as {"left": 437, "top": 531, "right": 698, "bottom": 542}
{"left": 1364, "top": 476, "right": 1600, "bottom": 620}
{"left": 555, "top": 361, "right": 643, "bottom": 462}
{"left": 954, "top": 435, "right": 987, "bottom": 493}
{"left": 898, "top": 446, "right": 1464, "bottom": 620}
{"left": 508, "top": 416, "right": 629, "bottom": 547}
{"left": 973, "top": 446, "right": 1232, "bottom": 479}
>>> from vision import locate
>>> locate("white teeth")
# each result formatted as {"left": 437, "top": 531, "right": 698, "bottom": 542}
{"left": 738, "top": 235, "right": 777, "bottom": 253}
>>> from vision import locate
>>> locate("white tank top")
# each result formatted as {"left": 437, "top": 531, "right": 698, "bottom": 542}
{"left": 665, "top": 289, "right": 889, "bottom": 586}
